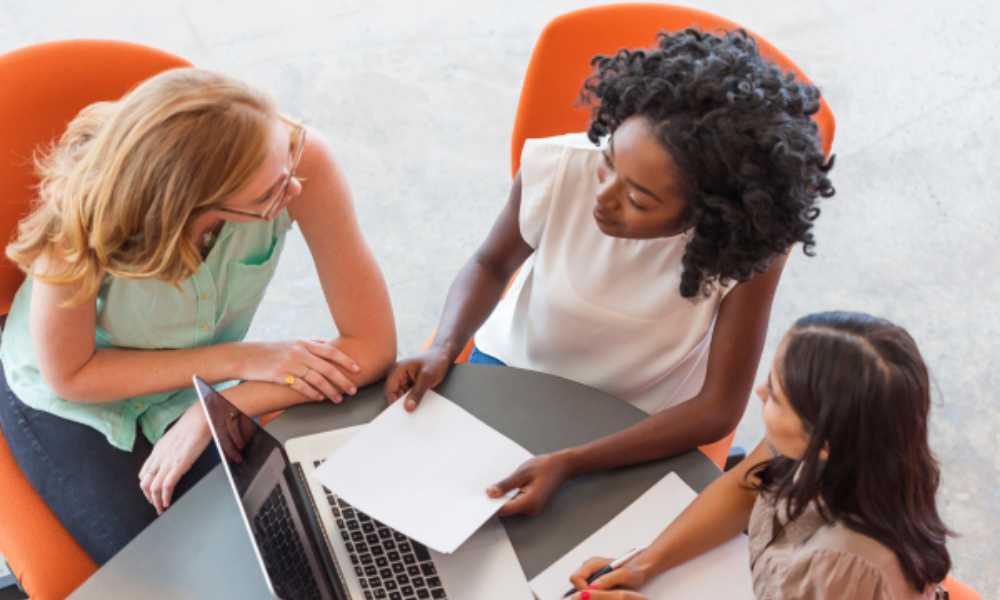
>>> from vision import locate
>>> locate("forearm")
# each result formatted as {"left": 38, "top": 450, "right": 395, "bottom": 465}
{"left": 636, "top": 461, "right": 760, "bottom": 577}
{"left": 50, "top": 342, "right": 246, "bottom": 403}
{"left": 430, "top": 256, "right": 511, "bottom": 360}
{"left": 563, "top": 394, "right": 738, "bottom": 476}
{"left": 175, "top": 380, "right": 316, "bottom": 442}
{"left": 633, "top": 442, "right": 768, "bottom": 578}
{"left": 218, "top": 379, "right": 316, "bottom": 416}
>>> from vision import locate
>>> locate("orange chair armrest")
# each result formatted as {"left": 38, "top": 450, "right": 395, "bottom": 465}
{"left": 0, "top": 430, "right": 97, "bottom": 599}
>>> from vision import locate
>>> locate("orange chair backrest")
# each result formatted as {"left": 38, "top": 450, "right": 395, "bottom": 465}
{"left": 942, "top": 575, "right": 984, "bottom": 600}
{"left": 0, "top": 40, "right": 191, "bottom": 315}
{"left": 510, "top": 3, "right": 836, "bottom": 176}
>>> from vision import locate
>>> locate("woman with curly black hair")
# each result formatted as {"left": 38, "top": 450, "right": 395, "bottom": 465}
{"left": 386, "top": 29, "right": 835, "bottom": 516}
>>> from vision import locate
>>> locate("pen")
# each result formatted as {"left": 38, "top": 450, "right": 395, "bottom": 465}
{"left": 562, "top": 547, "right": 645, "bottom": 598}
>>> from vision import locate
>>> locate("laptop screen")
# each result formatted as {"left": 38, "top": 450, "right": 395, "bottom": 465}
{"left": 193, "top": 375, "right": 339, "bottom": 600}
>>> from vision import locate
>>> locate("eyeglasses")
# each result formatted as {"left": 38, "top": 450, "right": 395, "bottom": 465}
{"left": 217, "top": 119, "right": 307, "bottom": 220}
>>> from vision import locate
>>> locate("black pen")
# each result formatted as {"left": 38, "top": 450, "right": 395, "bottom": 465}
{"left": 562, "top": 547, "right": 644, "bottom": 598}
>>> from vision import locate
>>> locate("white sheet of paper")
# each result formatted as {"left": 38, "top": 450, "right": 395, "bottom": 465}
{"left": 313, "top": 390, "right": 533, "bottom": 554}
{"left": 530, "top": 472, "right": 754, "bottom": 600}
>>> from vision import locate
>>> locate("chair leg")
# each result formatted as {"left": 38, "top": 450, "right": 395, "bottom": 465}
{"left": 724, "top": 446, "right": 746, "bottom": 471}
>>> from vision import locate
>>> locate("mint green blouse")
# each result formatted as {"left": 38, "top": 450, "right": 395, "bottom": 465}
{"left": 0, "top": 210, "right": 293, "bottom": 451}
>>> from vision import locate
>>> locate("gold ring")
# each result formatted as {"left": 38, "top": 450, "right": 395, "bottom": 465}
{"left": 284, "top": 375, "right": 296, "bottom": 386}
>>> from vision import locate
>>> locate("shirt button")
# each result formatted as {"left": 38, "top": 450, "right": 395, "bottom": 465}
{"left": 200, "top": 293, "right": 210, "bottom": 301}
{"left": 200, "top": 324, "right": 210, "bottom": 332}
{"left": 135, "top": 402, "right": 145, "bottom": 411}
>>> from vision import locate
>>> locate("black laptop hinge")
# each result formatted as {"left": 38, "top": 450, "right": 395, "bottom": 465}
{"left": 291, "top": 462, "right": 352, "bottom": 599}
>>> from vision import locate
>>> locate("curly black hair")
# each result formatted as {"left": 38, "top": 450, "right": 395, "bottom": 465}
{"left": 582, "top": 29, "right": 835, "bottom": 298}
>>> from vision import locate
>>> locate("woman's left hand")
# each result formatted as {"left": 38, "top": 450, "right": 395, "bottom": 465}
{"left": 139, "top": 405, "right": 211, "bottom": 515}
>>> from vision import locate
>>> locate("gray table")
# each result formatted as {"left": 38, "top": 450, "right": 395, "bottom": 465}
{"left": 71, "top": 365, "right": 720, "bottom": 599}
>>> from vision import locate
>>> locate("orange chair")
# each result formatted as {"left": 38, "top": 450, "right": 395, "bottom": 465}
{"left": 509, "top": 3, "right": 835, "bottom": 176}
{"left": 426, "top": 4, "right": 836, "bottom": 471}
{"left": 942, "top": 575, "right": 984, "bottom": 600}
{"left": 0, "top": 40, "right": 190, "bottom": 600}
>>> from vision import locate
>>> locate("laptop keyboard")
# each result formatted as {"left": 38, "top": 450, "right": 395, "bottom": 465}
{"left": 313, "top": 460, "right": 448, "bottom": 600}
{"left": 253, "top": 485, "right": 323, "bottom": 600}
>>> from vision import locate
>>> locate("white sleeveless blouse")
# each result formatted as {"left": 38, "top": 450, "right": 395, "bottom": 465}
{"left": 475, "top": 134, "right": 734, "bottom": 414}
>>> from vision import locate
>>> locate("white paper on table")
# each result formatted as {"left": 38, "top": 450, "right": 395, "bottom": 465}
{"left": 313, "top": 390, "right": 533, "bottom": 554}
{"left": 530, "top": 473, "right": 754, "bottom": 600}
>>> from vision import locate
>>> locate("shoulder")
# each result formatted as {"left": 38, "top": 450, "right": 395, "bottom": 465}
{"left": 782, "top": 547, "right": 896, "bottom": 599}
{"left": 298, "top": 125, "right": 339, "bottom": 177}
{"left": 812, "top": 522, "right": 903, "bottom": 572}
{"left": 29, "top": 249, "right": 103, "bottom": 294}
{"left": 283, "top": 122, "right": 347, "bottom": 198}
{"left": 719, "top": 251, "right": 788, "bottom": 304}
{"left": 523, "top": 132, "right": 597, "bottom": 152}
{"left": 521, "top": 132, "right": 597, "bottom": 166}
{"left": 519, "top": 132, "right": 599, "bottom": 197}
{"left": 30, "top": 250, "right": 68, "bottom": 279}
{"left": 785, "top": 524, "right": 924, "bottom": 599}
{"left": 288, "top": 125, "right": 355, "bottom": 223}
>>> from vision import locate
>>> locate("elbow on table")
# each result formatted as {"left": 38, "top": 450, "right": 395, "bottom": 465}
{"left": 371, "top": 342, "right": 396, "bottom": 380}
{"left": 696, "top": 409, "right": 741, "bottom": 447}
{"left": 356, "top": 334, "right": 396, "bottom": 384}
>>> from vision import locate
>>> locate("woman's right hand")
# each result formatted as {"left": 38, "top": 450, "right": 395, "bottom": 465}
{"left": 486, "top": 451, "right": 576, "bottom": 516}
{"left": 568, "top": 555, "right": 651, "bottom": 597}
{"left": 383, "top": 345, "right": 455, "bottom": 411}
{"left": 567, "top": 589, "right": 647, "bottom": 600}
{"left": 240, "top": 340, "right": 361, "bottom": 402}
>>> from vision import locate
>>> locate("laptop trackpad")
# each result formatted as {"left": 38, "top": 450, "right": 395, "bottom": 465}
{"left": 434, "top": 518, "right": 533, "bottom": 599}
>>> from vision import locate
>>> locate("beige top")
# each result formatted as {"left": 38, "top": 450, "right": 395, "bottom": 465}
{"left": 748, "top": 493, "right": 941, "bottom": 599}
{"left": 476, "top": 133, "right": 735, "bottom": 414}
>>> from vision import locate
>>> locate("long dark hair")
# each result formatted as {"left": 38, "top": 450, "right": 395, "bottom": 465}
{"left": 751, "top": 311, "right": 951, "bottom": 591}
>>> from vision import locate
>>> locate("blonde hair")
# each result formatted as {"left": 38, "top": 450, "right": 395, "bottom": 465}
{"left": 6, "top": 67, "right": 278, "bottom": 305}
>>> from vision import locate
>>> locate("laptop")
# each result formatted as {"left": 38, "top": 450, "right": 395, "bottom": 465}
{"left": 192, "top": 375, "right": 532, "bottom": 600}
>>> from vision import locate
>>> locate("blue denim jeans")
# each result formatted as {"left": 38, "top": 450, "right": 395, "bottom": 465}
{"left": 0, "top": 364, "right": 219, "bottom": 564}
{"left": 468, "top": 346, "right": 507, "bottom": 366}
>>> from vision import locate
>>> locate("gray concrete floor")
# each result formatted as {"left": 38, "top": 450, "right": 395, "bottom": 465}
{"left": 3, "top": 0, "right": 998, "bottom": 595}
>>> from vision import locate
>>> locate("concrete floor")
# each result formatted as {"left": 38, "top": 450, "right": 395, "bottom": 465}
{"left": 3, "top": 0, "right": 998, "bottom": 596}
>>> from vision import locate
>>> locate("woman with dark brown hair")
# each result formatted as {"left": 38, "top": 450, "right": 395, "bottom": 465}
{"left": 566, "top": 311, "right": 951, "bottom": 599}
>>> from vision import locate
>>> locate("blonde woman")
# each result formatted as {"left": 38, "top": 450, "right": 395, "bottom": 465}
{"left": 0, "top": 68, "right": 395, "bottom": 564}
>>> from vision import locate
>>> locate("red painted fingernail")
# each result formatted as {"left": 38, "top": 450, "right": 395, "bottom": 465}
{"left": 581, "top": 591, "right": 590, "bottom": 600}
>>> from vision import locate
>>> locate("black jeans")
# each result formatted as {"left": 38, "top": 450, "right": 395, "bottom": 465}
{"left": 0, "top": 364, "right": 219, "bottom": 565}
